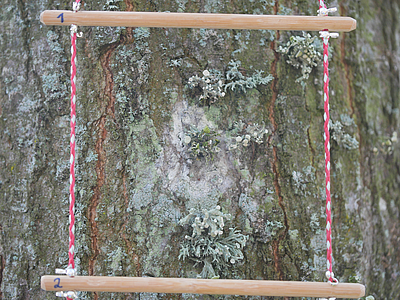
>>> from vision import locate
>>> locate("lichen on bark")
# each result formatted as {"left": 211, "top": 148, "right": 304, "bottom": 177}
{"left": 0, "top": 0, "right": 399, "bottom": 299}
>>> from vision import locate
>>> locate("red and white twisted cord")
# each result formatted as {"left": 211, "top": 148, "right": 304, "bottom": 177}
{"left": 322, "top": 34, "right": 334, "bottom": 283}
{"left": 67, "top": 0, "right": 81, "bottom": 276}
{"left": 319, "top": 0, "right": 338, "bottom": 285}
{"left": 68, "top": 25, "right": 77, "bottom": 272}
{"left": 319, "top": 0, "right": 327, "bottom": 10}
{"left": 64, "top": 3, "right": 81, "bottom": 300}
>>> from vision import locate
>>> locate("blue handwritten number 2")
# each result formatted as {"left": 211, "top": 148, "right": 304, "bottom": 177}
{"left": 57, "top": 13, "right": 64, "bottom": 23}
{"left": 54, "top": 278, "right": 63, "bottom": 289}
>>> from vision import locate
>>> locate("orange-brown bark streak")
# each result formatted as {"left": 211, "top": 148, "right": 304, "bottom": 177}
{"left": 87, "top": 14, "right": 136, "bottom": 297}
{"left": 88, "top": 44, "right": 118, "bottom": 300}
{"left": 269, "top": 0, "right": 289, "bottom": 282}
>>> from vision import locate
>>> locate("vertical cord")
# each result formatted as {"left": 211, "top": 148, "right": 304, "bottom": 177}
{"left": 68, "top": 0, "right": 81, "bottom": 274}
{"left": 66, "top": 3, "right": 81, "bottom": 300}
{"left": 319, "top": 0, "right": 338, "bottom": 285}
{"left": 319, "top": 0, "right": 327, "bottom": 10}
{"left": 68, "top": 25, "right": 77, "bottom": 272}
{"left": 322, "top": 34, "right": 333, "bottom": 283}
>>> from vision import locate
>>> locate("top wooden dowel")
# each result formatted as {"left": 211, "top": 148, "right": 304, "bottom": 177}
{"left": 40, "top": 10, "right": 357, "bottom": 32}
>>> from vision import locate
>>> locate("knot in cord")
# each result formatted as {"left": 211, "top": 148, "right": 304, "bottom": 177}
{"left": 325, "top": 271, "right": 339, "bottom": 285}
{"left": 56, "top": 291, "right": 78, "bottom": 299}
{"left": 70, "top": 25, "right": 83, "bottom": 37}
{"left": 55, "top": 268, "right": 77, "bottom": 277}
{"left": 72, "top": 1, "right": 81, "bottom": 12}
{"left": 317, "top": 7, "right": 337, "bottom": 16}
{"left": 319, "top": 31, "right": 339, "bottom": 39}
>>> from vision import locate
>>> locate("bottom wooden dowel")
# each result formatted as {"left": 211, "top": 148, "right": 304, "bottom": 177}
{"left": 41, "top": 275, "right": 365, "bottom": 298}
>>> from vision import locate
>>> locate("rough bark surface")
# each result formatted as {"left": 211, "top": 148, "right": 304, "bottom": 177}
{"left": 0, "top": 0, "right": 399, "bottom": 299}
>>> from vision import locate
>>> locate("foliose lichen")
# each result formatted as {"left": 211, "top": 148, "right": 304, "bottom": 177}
{"left": 225, "top": 60, "right": 273, "bottom": 92}
{"left": 264, "top": 220, "right": 284, "bottom": 238}
{"left": 187, "top": 61, "right": 273, "bottom": 104}
{"left": 183, "top": 125, "right": 220, "bottom": 161}
{"left": 227, "top": 120, "right": 269, "bottom": 150}
{"left": 277, "top": 32, "right": 322, "bottom": 82}
{"left": 103, "top": 0, "right": 122, "bottom": 11}
{"left": 187, "top": 70, "right": 225, "bottom": 104}
{"left": 178, "top": 206, "right": 248, "bottom": 279}
{"left": 291, "top": 166, "right": 316, "bottom": 195}
{"left": 194, "top": 28, "right": 225, "bottom": 47}
{"left": 330, "top": 119, "right": 359, "bottom": 150}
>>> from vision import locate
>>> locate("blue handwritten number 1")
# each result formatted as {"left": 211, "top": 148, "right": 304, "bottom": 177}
{"left": 54, "top": 278, "right": 63, "bottom": 289}
{"left": 57, "top": 13, "right": 64, "bottom": 23}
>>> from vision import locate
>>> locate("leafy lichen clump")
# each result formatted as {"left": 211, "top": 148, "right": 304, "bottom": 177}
{"left": 330, "top": 119, "right": 359, "bottom": 150}
{"left": 183, "top": 125, "right": 220, "bottom": 161}
{"left": 187, "top": 70, "right": 225, "bottom": 104}
{"left": 277, "top": 32, "right": 322, "bottom": 82}
{"left": 178, "top": 206, "right": 248, "bottom": 279}
{"left": 103, "top": 0, "right": 122, "bottom": 11}
{"left": 187, "top": 61, "right": 273, "bottom": 104}
{"left": 228, "top": 121, "right": 269, "bottom": 150}
{"left": 225, "top": 60, "right": 273, "bottom": 92}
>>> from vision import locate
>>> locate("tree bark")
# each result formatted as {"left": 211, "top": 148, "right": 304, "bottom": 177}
{"left": 0, "top": 0, "right": 398, "bottom": 299}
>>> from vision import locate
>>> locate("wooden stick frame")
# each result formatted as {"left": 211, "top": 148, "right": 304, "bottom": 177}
{"left": 40, "top": 8, "right": 363, "bottom": 299}
{"left": 40, "top": 10, "right": 357, "bottom": 32}
{"left": 42, "top": 276, "right": 365, "bottom": 298}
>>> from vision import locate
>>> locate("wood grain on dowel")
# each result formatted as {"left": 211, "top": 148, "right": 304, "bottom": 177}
{"left": 40, "top": 11, "right": 357, "bottom": 32}
{"left": 41, "top": 276, "right": 365, "bottom": 298}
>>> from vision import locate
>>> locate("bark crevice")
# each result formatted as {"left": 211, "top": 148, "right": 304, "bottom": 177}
{"left": 269, "top": 0, "right": 289, "bottom": 282}
{"left": 88, "top": 42, "right": 119, "bottom": 300}
{"left": 88, "top": 28, "right": 135, "bottom": 298}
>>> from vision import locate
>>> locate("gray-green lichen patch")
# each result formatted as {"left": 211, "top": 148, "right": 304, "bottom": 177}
{"left": 192, "top": 28, "right": 226, "bottom": 48}
{"left": 186, "top": 62, "right": 273, "bottom": 106}
{"left": 330, "top": 116, "right": 359, "bottom": 150}
{"left": 291, "top": 166, "right": 316, "bottom": 195}
{"left": 156, "top": 101, "right": 231, "bottom": 210}
{"left": 183, "top": 125, "right": 221, "bottom": 161}
{"left": 277, "top": 32, "right": 322, "bottom": 83}
{"left": 226, "top": 120, "right": 269, "bottom": 151}
{"left": 42, "top": 31, "right": 68, "bottom": 102}
{"left": 178, "top": 206, "right": 248, "bottom": 279}
{"left": 224, "top": 60, "right": 273, "bottom": 93}
{"left": 187, "top": 69, "right": 225, "bottom": 104}
{"left": 103, "top": 0, "right": 123, "bottom": 11}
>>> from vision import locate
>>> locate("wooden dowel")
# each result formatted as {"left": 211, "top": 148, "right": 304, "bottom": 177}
{"left": 40, "top": 11, "right": 357, "bottom": 32}
{"left": 41, "top": 276, "right": 365, "bottom": 298}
